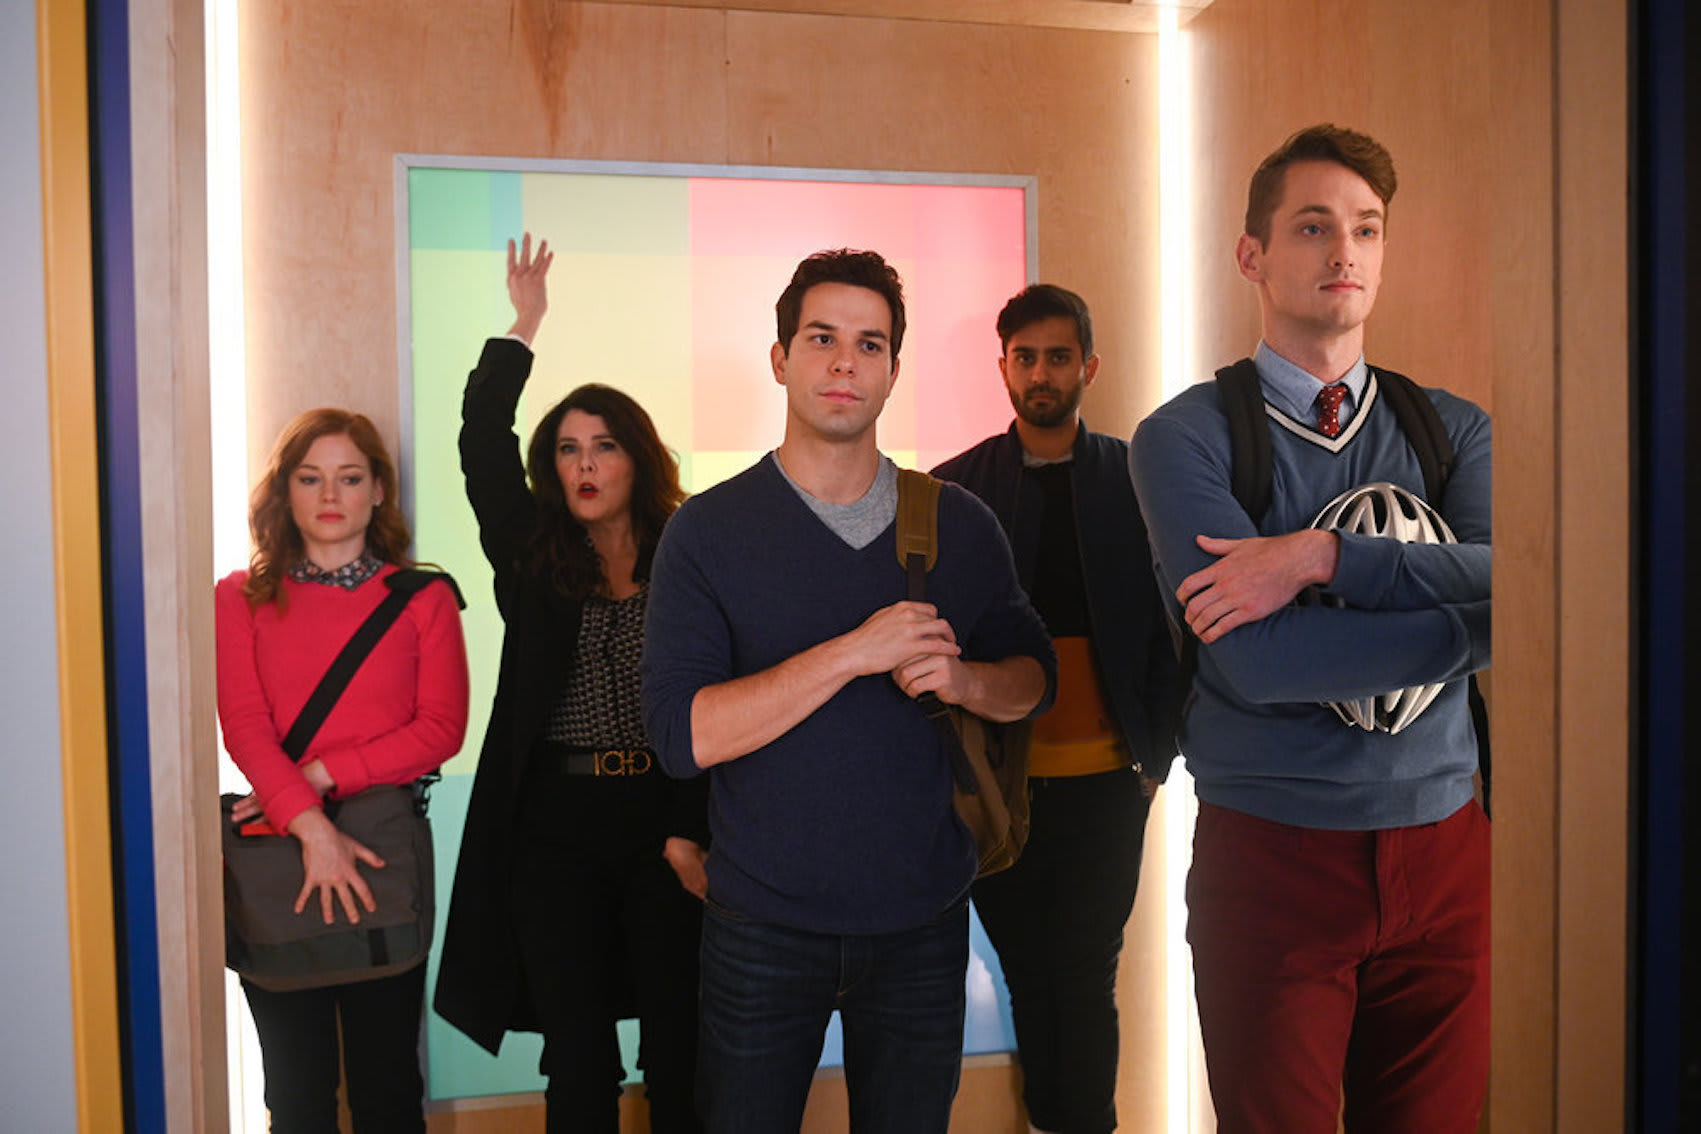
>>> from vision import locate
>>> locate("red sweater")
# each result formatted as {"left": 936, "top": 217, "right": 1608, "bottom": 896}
{"left": 216, "top": 565, "right": 470, "bottom": 832}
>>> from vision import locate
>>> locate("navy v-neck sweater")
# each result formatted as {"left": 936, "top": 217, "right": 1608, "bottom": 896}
{"left": 642, "top": 455, "right": 1055, "bottom": 934}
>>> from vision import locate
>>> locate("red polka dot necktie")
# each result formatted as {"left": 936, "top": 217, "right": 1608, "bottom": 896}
{"left": 1317, "top": 383, "right": 1348, "bottom": 438}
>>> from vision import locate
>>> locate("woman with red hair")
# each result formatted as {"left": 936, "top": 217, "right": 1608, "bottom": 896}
{"left": 217, "top": 408, "right": 469, "bottom": 1132}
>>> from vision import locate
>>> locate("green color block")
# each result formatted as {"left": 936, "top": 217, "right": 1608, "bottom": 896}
{"left": 409, "top": 168, "right": 523, "bottom": 251}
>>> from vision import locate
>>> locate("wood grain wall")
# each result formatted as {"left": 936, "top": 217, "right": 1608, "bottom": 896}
{"left": 237, "top": 0, "right": 1164, "bottom": 467}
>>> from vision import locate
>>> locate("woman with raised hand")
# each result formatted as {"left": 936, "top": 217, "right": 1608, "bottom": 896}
{"left": 435, "top": 234, "right": 707, "bottom": 1133}
{"left": 217, "top": 408, "right": 469, "bottom": 1132}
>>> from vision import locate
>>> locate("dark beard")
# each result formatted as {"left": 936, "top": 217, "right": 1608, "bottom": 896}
{"left": 1012, "top": 384, "right": 1082, "bottom": 430}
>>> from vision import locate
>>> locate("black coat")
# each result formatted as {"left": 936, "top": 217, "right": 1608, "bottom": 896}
{"left": 433, "top": 337, "right": 708, "bottom": 1055}
{"left": 931, "top": 420, "right": 1183, "bottom": 781}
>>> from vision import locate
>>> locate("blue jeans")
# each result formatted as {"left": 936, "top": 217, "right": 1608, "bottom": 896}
{"left": 696, "top": 899, "right": 970, "bottom": 1134}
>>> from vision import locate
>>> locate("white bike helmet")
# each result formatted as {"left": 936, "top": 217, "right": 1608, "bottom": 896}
{"left": 1307, "top": 481, "right": 1457, "bottom": 734}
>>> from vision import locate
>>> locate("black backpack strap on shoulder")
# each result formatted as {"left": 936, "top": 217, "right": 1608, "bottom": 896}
{"left": 1216, "top": 358, "right": 1273, "bottom": 523}
{"left": 1368, "top": 369, "right": 1491, "bottom": 812}
{"left": 1373, "top": 367, "right": 1454, "bottom": 508}
{"left": 1162, "top": 360, "right": 1270, "bottom": 769}
{"left": 280, "top": 568, "right": 459, "bottom": 760}
{"left": 894, "top": 470, "right": 979, "bottom": 795}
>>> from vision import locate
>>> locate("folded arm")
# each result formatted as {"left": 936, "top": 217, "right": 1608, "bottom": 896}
{"left": 1130, "top": 409, "right": 1489, "bottom": 707}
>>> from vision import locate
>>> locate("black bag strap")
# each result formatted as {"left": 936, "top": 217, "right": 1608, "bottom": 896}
{"left": 1364, "top": 368, "right": 1490, "bottom": 810}
{"left": 280, "top": 568, "right": 462, "bottom": 761}
{"left": 1165, "top": 361, "right": 1273, "bottom": 762}
{"left": 1217, "top": 358, "right": 1274, "bottom": 523}
{"left": 1372, "top": 366, "right": 1455, "bottom": 509}
{"left": 895, "top": 470, "right": 980, "bottom": 795}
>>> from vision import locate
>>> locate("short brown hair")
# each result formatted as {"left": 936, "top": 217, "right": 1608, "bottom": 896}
{"left": 245, "top": 408, "right": 412, "bottom": 608}
{"left": 775, "top": 249, "right": 906, "bottom": 361}
{"left": 1244, "top": 124, "right": 1397, "bottom": 245}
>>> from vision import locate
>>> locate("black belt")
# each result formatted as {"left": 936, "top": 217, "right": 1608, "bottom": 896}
{"left": 535, "top": 745, "right": 657, "bottom": 777}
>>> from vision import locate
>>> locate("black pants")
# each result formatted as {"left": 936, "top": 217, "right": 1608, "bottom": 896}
{"left": 511, "top": 763, "right": 704, "bottom": 1134}
{"left": 971, "top": 767, "right": 1150, "bottom": 1134}
{"left": 240, "top": 964, "right": 426, "bottom": 1134}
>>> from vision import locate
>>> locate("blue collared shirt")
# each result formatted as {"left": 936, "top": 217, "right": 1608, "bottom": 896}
{"left": 1253, "top": 341, "right": 1370, "bottom": 432}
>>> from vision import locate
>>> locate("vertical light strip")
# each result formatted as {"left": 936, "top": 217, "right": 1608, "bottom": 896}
{"left": 1156, "top": 8, "right": 1201, "bottom": 1134}
{"left": 36, "top": 0, "right": 125, "bottom": 1127}
{"left": 205, "top": 1, "right": 265, "bottom": 1130}
{"left": 207, "top": 0, "right": 247, "bottom": 578}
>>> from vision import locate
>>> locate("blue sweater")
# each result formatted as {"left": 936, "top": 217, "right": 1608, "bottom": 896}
{"left": 1129, "top": 367, "right": 1492, "bottom": 830}
{"left": 641, "top": 455, "right": 1056, "bottom": 934}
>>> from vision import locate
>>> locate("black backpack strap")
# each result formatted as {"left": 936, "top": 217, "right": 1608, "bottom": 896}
{"left": 1216, "top": 358, "right": 1273, "bottom": 522}
{"left": 1162, "top": 361, "right": 1272, "bottom": 768}
{"left": 1365, "top": 369, "right": 1491, "bottom": 813}
{"left": 280, "top": 568, "right": 461, "bottom": 760}
{"left": 1372, "top": 367, "right": 1454, "bottom": 508}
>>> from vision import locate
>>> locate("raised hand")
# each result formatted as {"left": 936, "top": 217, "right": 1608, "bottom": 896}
{"left": 506, "top": 232, "right": 554, "bottom": 346}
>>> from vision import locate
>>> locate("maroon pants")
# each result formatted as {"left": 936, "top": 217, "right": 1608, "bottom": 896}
{"left": 1187, "top": 800, "right": 1490, "bottom": 1134}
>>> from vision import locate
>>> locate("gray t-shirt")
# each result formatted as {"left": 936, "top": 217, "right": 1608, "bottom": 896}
{"left": 770, "top": 451, "right": 898, "bottom": 550}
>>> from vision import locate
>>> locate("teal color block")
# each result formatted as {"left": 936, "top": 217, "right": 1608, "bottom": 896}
{"left": 425, "top": 773, "right": 546, "bottom": 1099}
{"left": 409, "top": 168, "right": 523, "bottom": 251}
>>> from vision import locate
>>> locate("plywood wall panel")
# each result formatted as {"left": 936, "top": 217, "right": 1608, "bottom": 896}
{"left": 1552, "top": 0, "right": 1630, "bottom": 1125}
{"left": 722, "top": 11, "right": 1163, "bottom": 435}
{"left": 1484, "top": 0, "right": 1560, "bottom": 1127}
{"left": 1187, "top": 0, "right": 1497, "bottom": 410}
{"left": 239, "top": 0, "right": 1165, "bottom": 459}
{"left": 238, "top": 1, "right": 730, "bottom": 467}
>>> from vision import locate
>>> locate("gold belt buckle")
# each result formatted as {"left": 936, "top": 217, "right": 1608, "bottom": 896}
{"left": 594, "top": 748, "right": 653, "bottom": 776}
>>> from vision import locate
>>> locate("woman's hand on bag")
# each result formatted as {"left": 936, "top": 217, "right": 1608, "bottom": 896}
{"left": 229, "top": 792, "right": 263, "bottom": 823}
{"left": 662, "top": 836, "right": 708, "bottom": 901}
{"left": 286, "top": 806, "right": 385, "bottom": 925}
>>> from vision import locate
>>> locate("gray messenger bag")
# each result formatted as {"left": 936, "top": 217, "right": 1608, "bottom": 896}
{"left": 221, "top": 568, "right": 458, "bottom": 992}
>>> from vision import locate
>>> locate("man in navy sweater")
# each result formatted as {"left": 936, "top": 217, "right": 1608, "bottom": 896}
{"left": 933, "top": 284, "right": 1178, "bottom": 1134}
{"left": 642, "top": 249, "right": 1055, "bottom": 1133}
{"left": 1130, "top": 125, "right": 1492, "bottom": 1133}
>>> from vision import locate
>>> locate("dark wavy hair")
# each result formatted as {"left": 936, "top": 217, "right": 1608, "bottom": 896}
{"left": 245, "top": 408, "right": 413, "bottom": 608}
{"left": 1245, "top": 123, "right": 1398, "bottom": 245}
{"left": 775, "top": 249, "right": 907, "bottom": 362}
{"left": 523, "top": 383, "right": 685, "bottom": 598}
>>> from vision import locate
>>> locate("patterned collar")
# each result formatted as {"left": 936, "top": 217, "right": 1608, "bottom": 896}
{"left": 288, "top": 552, "right": 383, "bottom": 590}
